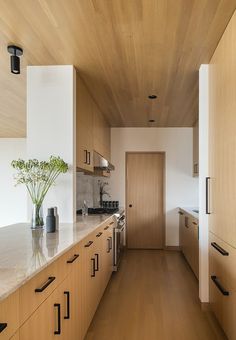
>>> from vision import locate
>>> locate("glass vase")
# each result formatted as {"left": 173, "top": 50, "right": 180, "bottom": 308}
{"left": 31, "top": 203, "right": 44, "bottom": 229}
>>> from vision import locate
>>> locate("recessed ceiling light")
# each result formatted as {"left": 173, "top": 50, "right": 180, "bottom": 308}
{"left": 148, "top": 95, "right": 157, "bottom": 99}
{"left": 149, "top": 119, "right": 155, "bottom": 123}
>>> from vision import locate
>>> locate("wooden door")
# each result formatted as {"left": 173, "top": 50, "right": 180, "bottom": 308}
{"left": 126, "top": 152, "right": 164, "bottom": 249}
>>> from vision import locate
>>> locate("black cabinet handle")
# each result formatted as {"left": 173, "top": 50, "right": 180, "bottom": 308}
{"left": 84, "top": 150, "right": 87, "bottom": 164}
{"left": 178, "top": 211, "right": 184, "bottom": 215}
{"left": 67, "top": 254, "right": 79, "bottom": 263}
{"left": 107, "top": 238, "right": 110, "bottom": 253}
{"left": 85, "top": 240, "right": 93, "bottom": 247}
{"left": 104, "top": 226, "right": 109, "bottom": 230}
{"left": 192, "top": 221, "right": 198, "bottom": 226}
{"left": 109, "top": 221, "right": 114, "bottom": 225}
{"left": 87, "top": 151, "right": 91, "bottom": 165}
{"left": 129, "top": 204, "right": 132, "bottom": 208}
{"left": 206, "top": 177, "right": 211, "bottom": 214}
{"left": 109, "top": 236, "right": 112, "bottom": 250}
{"left": 91, "top": 258, "right": 96, "bottom": 277}
{"left": 64, "top": 291, "right": 70, "bottom": 320}
{"left": 0, "top": 323, "right": 7, "bottom": 333}
{"left": 95, "top": 253, "right": 99, "bottom": 271}
{"left": 96, "top": 232, "right": 103, "bottom": 237}
{"left": 54, "top": 303, "right": 61, "bottom": 335}
{"left": 211, "top": 275, "right": 229, "bottom": 296}
{"left": 211, "top": 242, "right": 229, "bottom": 256}
{"left": 35, "top": 276, "right": 55, "bottom": 293}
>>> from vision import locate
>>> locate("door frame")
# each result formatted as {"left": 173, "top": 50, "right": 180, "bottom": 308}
{"left": 125, "top": 151, "right": 166, "bottom": 249}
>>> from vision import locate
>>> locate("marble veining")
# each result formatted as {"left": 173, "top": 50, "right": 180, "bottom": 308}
{"left": 0, "top": 214, "right": 116, "bottom": 302}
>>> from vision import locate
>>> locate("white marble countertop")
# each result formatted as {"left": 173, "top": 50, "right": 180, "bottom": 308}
{"left": 179, "top": 207, "right": 199, "bottom": 219}
{"left": 0, "top": 213, "right": 119, "bottom": 302}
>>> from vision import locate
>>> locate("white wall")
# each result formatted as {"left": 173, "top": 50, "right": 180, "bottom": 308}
{"left": 199, "top": 65, "right": 209, "bottom": 302}
{"left": 0, "top": 138, "right": 27, "bottom": 227}
{"left": 109, "top": 128, "right": 198, "bottom": 246}
{"left": 27, "top": 65, "right": 76, "bottom": 223}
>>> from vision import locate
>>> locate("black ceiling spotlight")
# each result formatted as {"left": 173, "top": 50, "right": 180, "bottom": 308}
{"left": 7, "top": 45, "right": 23, "bottom": 74}
{"left": 148, "top": 95, "right": 157, "bottom": 99}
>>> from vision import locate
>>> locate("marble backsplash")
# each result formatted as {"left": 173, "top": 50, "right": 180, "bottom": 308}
{"left": 76, "top": 172, "right": 111, "bottom": 209}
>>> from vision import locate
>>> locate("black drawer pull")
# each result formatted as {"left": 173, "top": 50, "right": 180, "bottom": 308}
{"left": 0, "top": 323, "right": 7, "bottom": 333}
{"left": 67, "top": 254, "right": 79, "bottom": 263}
{"left": 104, "top": 226, "right": 109, "bottom": 230}
{"left": 178, "top": 211, "right": 184, "bottom": 215}
{"left": 95, "top": 253, "right": 99, "bottom": 271}
{"left": 85, "top": 240, "right": 93, "bottom": 247}
{"left": 109, "top": 221, "right": 114, "bottom": 225}
{"left": 84, "top": 150, "right": 88, "bottom": 164}
{"left": 211, "top": 242, "right": 229, "bottom": 256}
{"left": 96, "top": 232, "right": 103, "bottom": 237}
{"left": 35, "top": 276, "right": 55, "bottom": 293}
{"left": 206, "top": 177, "right": 211, "bottom": 214}
{"left": 192, "top": 221, "right": 198, "bottom": 226}
{"left": 109, "top": 236, "right": 112, "bottom": 250}
{"left": 87, "top": 151, "right": 91, "bottom": 165}
{"left": 64, "top": 291, "right": 70, "bottom": 320}
{"left": 211, "top": 276, "right": 229, "bottom": 296}
{"left": 91, "top": 258, "right": 96, "bottom": 277}
{"left": 54, "top": 303, "right": 61, "bottom": 335}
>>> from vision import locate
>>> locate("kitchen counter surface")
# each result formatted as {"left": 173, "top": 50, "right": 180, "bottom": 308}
{"left": 0, "top": 213, "right": 119, "bottom": 302}
{"left": 179, "top": 207, "right": 199, "bottom": 219}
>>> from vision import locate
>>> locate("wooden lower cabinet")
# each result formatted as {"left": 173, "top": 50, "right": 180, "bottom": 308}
{"left": 12, "top": 219, "right": 114, "bottom": 340}
{"left": 209, "top": 232, "right": 236, "bottom": 339}
{"left": 179, "top": 211, "right": 199, "bottom": 279}
{"left": 0, "top": 291, "right": 19, "bottom": 340}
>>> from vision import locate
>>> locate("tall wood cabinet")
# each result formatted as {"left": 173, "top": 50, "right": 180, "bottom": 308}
{"left": 208, "top": 10, "right": 236, "bottom": 339}
{"left": 193, "top": 120, "right": 199, "bottom": 177}
{"left": 76, "top": 73, "right": 111, "bottom": 173}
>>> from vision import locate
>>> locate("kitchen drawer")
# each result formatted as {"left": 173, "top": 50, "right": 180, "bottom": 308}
{"left": 19, "top": 260, "right": 59, "bottom": 325}
{"left": 209, "top": 232, "right": 236, "bottom": 291}
{"left": 0, "top": 290, "right": 19, "bottom": 340}
{"left": 210, "top": 275, "right": 236, "bottom": 339}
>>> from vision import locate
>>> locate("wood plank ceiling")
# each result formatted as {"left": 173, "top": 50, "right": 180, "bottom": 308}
{"left": 0, "top": 0, "right": 235, "bottom": 137}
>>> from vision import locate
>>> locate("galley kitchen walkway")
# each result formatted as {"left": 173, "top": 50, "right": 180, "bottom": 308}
{"left": 85, "top": 250, "right": 226, "bottom": 340}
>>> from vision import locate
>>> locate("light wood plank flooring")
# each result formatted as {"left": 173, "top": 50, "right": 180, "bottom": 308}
{"left": 86, "top": 250, "right": 226, "bottom": 340}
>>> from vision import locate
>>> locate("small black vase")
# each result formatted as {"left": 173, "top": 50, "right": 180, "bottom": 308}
{"left": 46, "top": 208, "right": 56, "bottom": 233}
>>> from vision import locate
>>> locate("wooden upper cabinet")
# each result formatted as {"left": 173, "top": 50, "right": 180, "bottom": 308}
{"left": 93, "top": 101, "right": 111, "bottom": 162}
{"left": 76, "top": 72, "right": 111, "bottom": 172}
{"left": 209, "top": 11, "right": 236, "bottom": 247}
{"left": 193, "top": 120, "right": 199, "bottom": 177}
{"left": 76, "top": 73, "right": 94, "bottom": 172}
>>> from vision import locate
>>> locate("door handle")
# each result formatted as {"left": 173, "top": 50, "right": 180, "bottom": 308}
{"left": 54, "top": 303, "right": 61, "bottom": 335}
{"left": 129, "top": 204, "right": 132, "bottom": 208}
{"left": 91, "top": 258, "right": 96, "bottom": 277}
{"left": 95, "top": 253, "right": 99, "bottom": 271}
{"left": 64, "top": 291, "right": 70, "bottom": 320}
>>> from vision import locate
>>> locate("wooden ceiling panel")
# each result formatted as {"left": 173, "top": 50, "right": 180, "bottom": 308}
{"left": 0, "top": 0, "right": 235, "bottom": 136}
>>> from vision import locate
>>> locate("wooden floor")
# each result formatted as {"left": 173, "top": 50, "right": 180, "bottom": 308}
{"left": 85, "top": 250, "right": 227, "bottom": 340}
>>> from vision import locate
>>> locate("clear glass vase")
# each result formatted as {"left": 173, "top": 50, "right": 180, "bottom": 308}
{"left": 31, "top": 203, "right": 44, "bottom": 229}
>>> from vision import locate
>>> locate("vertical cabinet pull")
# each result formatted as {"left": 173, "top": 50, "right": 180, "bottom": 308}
{"left": 109, "top": 236, "right": 112, "bottom": 250}
{"left": 35, "top": 276, "right": 56, "bottom": 292}
{"left": 95, "top": 253, "right": 99, "bottom": 271}
{"left": 64, "top": 291, "right": 70, "bottom": 320}
{"left": 91, "top": 258, "right": 96, "bottom": 277}
{"left": 211, "top": 242, "right": 229, "bottom": 256}
{"left": 54, "top": 303, "right": 61, "bottom": 335}
{"left": 211, "top": 276, "right": 229, "bottom": 296}
{"left": 0, "top": 323, "right": 7, "bottom": 333}
{"left": 84, "top": 150, "right": 88, "bottom": 164}
{"left": 206, "top": 177, "right": 211, "bottom": 214}
{"left": 87, "top": 151, "right": 91, "bottom": 165}
{"left": 107, "top": 238, "right": 110, "bottom": 253}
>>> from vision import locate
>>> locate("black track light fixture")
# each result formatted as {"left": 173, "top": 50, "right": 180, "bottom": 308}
{"left": 7, "top": 45, "right": 23, "bottom": 74}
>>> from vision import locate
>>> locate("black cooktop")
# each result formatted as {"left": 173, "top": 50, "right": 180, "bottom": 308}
{"left": 77, "top": 207, "right": 119, "bottom": 215}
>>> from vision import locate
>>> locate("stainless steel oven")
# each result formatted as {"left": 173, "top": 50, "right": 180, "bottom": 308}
{"left": 113, "top": 212, "right": 125, "bottom": 271}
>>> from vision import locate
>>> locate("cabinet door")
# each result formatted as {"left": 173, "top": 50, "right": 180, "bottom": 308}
{"left": 76, "top": 73, "right": 94, "bottom": 172}
{"left": 19, "top": 286, "right": 64, "bottom": 340}
{"left": 0, "top": 291, "right": 19, "bottom": 340}
{"left": 93, "top": 103, "right": 111, "bottom": 161}
{"left": 208, "top": 13, "right": 236, "bottom": 247}
{"left": 193, "top": 120, "right": 199, "bottom": 177}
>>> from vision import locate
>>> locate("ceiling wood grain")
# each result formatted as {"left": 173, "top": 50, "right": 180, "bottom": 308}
{"left": 0, "top": 0, "right": 235, "bottom": 136}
